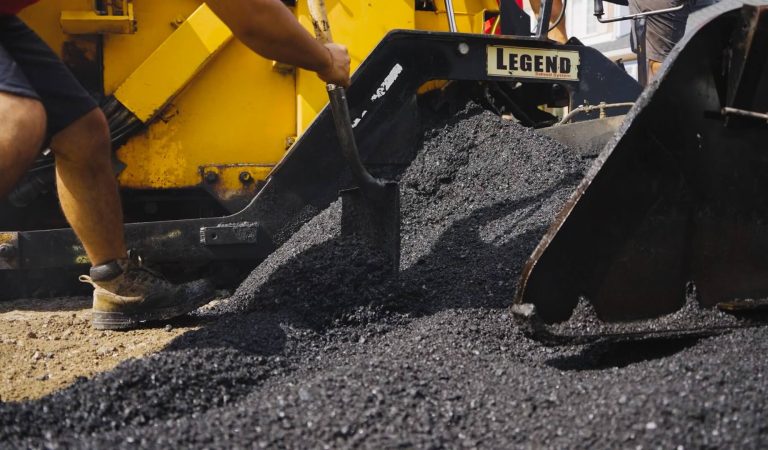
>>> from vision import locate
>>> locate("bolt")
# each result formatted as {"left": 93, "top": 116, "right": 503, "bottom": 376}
{"left": 0, "top": 244, "right": 16, "bottom": 258}
{"left": 204, "top": 171, "right": 219, "bottom": 184}
{"left": 457, "top": 42, "right": 470, "bottom": 56}
{"left": 239, "top": 171, "right": 253, "bottom": 184}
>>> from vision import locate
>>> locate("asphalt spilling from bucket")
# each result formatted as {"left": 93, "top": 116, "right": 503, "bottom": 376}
{"left": 2, "top": 102, "right": 767, "bottom": 448}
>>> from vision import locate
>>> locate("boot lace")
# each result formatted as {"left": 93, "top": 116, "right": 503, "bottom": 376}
{"left": 78, "top": 250, "right": 168, "bottom": 288}
{"left": 123, "top": 250, "right": 169, "bottom": 287}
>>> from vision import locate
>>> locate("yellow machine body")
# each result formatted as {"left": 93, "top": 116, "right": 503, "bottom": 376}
{"left": 19, "top": 1, "right": 502, "bottom": 196}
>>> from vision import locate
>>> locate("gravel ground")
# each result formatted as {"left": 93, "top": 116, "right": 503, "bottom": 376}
{"left": 0, "top": 297, "right": 207, "bottom": 403}
{"left": 1, "top": 102, "right": 767, "bottom": 449}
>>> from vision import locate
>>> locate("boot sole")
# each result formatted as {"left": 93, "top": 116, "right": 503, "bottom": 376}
{"left": 92, "top": 291, "right": 215, "bottom": 331}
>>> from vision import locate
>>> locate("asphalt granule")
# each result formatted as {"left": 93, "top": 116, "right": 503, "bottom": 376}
{"left": 2, "top": 102, "right": 767, "bottom": 448}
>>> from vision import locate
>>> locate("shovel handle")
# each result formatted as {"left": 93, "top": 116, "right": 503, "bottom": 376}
{"left": 326, "top": 87, "right": 382, "bottom": 188}
{"left": 307, "top": 0, "right": 383, "bottom": 190}
{"left": 307, "top": 0, "right": 334, "bottom": 44}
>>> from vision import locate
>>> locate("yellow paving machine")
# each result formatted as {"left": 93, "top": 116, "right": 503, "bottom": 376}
{"left": 0, "top": 0, "right": 639, "bottom": 299}
{"left": 3, "top": 0, "right": 766, "bottom": 337}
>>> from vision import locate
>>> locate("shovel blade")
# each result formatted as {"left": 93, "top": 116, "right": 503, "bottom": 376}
{"left": 340, "top": 182, "right": 401, "bottom": 274}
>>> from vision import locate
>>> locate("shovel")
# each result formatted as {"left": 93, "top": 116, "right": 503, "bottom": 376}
{"left": 307, "top": 0, "right": 401, "bottom": 273}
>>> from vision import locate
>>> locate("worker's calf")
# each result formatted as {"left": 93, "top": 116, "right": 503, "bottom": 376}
{"left": 50, "top": 107, "right": 127, "bottom": 266}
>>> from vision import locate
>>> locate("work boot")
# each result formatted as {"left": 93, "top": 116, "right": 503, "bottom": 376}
{"left": 79, "top": 253, "right": 215, "bottom": 330}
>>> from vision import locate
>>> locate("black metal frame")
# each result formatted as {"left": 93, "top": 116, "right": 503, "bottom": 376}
{"left": 634, "top": 17, "right": 649, "bottom": 86}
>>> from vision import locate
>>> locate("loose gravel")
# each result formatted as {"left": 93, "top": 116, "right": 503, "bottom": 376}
{"left": 1, "top": 102, "right": 767, "bottom": 449}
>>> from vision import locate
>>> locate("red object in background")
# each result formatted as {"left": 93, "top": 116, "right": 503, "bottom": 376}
{"left": 484, "top": 0, "right": 525, "bottom": 34}
{"left": 484, "top": 17, "right": 502, "bottom": 35}
{"left": 0, "top": 0, "right": 40, "bottom": 16}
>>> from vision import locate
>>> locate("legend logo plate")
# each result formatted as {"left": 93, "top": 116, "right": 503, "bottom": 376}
{"left": 487, "top": 46, "right": 580, "bottom": 81}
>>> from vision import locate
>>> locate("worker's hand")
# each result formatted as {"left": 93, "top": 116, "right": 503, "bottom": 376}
{"left": 317, "top": 43, "right": 351, "bottom": 88}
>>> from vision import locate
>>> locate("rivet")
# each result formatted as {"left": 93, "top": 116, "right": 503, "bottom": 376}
{"left": 239, "top": 171, "right": 253, "bottom": 184}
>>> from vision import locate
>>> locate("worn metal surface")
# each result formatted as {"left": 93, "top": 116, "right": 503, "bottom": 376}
{"left": 199, "top": 164, "right": 271, "bottom": 213}
{"left": 61, "top": 37, "right": 103, "bottom": 101}
{"left": 516, "top": 3, "right": 768, "bottom": 323}
{"left": 725, "top": 3, "right": 768, "bottom": 113}
{"left": 538, "top": 115, "right": 625, "bottom": 156}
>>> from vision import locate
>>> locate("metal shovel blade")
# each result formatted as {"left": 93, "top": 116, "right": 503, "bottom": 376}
{"left": 340, "top": 181, "right": 401, "bottom": 274}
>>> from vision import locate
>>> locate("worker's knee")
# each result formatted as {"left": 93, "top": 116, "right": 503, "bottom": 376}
{"left": 51, "top": 107, "right": 111, "bottom": 163}
{"left": 0, "top": 92, "right": 47, "bottom": 158}
{"left": 78, "top": 108, "right": 110, "bottom": 148}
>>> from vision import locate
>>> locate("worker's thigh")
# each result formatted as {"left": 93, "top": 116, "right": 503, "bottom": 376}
{"left": 629, "top": 0, "right": 689, "bottom": 62}
{"left": 0, "top": 43, "right": 46, "bottom": 145}
{"left": 0, "top": 15, "right": 97, "bottom": 144}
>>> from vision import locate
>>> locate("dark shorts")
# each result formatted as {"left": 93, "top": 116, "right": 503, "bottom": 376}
{"left": 0, "top": 15, "right": 97, "bottom": 138}
{"left": 629, "top": 0, "right": 690, "bottom": 62}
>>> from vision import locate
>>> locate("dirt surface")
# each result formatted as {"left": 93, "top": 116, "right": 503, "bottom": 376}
{"left": 1, "top": 102, "right": 767, "bottom": 448}
{"left": 0, "top": 297, "right": 207, "bottom": 402}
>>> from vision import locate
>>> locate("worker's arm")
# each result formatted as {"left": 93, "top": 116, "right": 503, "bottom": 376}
{"left": 205, "top": 0, "right": 350, "bottom": 87}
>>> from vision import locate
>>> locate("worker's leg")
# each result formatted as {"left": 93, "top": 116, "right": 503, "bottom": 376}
{"left": 0, "top": 15, "right": 127, "bottom": 265}
{"left": 0, "top": 21, "right": 47, "bottom": 199}
{"left": 0, "top": 92, "right": 46, "bottom": 198}
{"left": 648, "top": 59, "right": 663, "bottom": 78}
{"left": 528, "top": 0, "right": 568, "bottom": 43}
{"left": 549, "top": 0, "right": 568, "bottom": 44}
{"left": 3, "top": 15, "right": 213, "bottom": 330}
{"left": 629, "top": 0, "right": 688, "bottom": 78}
{"left": 50, "top": 108, "right": 127, "bottom": 266}
{"left": 52, "top": 110, "right": 214, "bottom": 331}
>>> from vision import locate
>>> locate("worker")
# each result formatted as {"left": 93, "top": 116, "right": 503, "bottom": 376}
{"left": 528, "top": 0, "right": 568, "bottom": 43}
{"left": 628, "top": 0, "right": 690, "bottom": 77}
{"left": 0, "top": 0, "right": 351, "bottom": 330}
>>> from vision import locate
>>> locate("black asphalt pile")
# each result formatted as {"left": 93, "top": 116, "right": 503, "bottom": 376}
{"left": 221, "top": 102, "right": 586, "bottom": 320}
{"left": 3, "top": 102, "right": 768, "bottom": 448}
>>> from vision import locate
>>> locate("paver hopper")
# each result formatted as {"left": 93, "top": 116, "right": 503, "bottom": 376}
{"left": 515, "top": 2, "right": 768, "bottom": 325}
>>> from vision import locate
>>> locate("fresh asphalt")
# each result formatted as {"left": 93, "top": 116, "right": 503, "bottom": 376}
{"left": 2, "top": 103, "right": 765, "bottom": 449}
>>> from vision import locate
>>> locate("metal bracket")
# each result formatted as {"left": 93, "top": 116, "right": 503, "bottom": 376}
{"left": 200, "top": 223, "right": 260, "bottom": 246}
{"left": 61, "top": 0, "right": 136, "bottom": 35}
{"left": 594, "top": 2, "right": 686, "bottom": 24}
{"left": 721, "top": 107, "right": 768, "bottom": 124}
